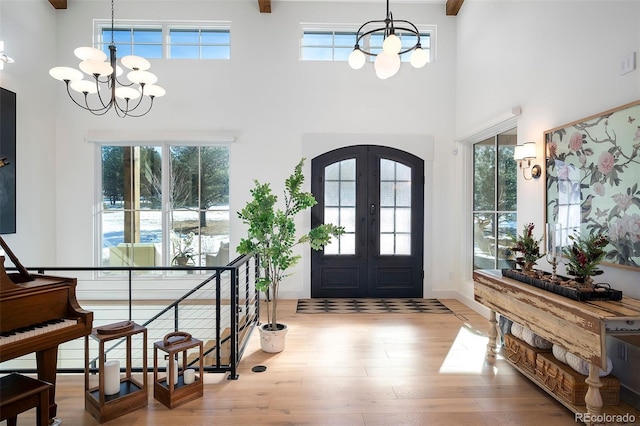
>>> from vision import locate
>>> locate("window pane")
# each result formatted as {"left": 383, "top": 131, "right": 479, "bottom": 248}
{"left": 380, "top": 234, "right": 394, "bottom": 255}
{"left": 303, "top": 32, "right": 333, "bottom": 46}
{"left": 473, "top": 137, "right": 496, "bottom": 211}
{"left": 111, "top": 29, "right": 131, "bottom": 43}
{"left": 340, "top": 181, "right": 355, "bottom": 206}
{"left": 324, "top": 159, "right": 356, "bottom": 255}
{"left": 396, "top": 182, "right": 411, "bottom": 207}
{"left": 325, "top": 162, "right": 339, "bottom": 180}
{"left": 113, "top": 44, "right": 132, "bottom": 57}
{"left": 171, "top": 45, "right": 199, "bottom": 59}
{"left": 325, "top": 182, "right": 339, "bottom": 206}
{"left": 380, "top": 182, "right": 395, "bottom": 207}
{"left": 201, "top": 46, "right": 230, "bottom": 59}
{"left": 380, "top": 159, "right": 395, "bottom": 180}
{"left": 395, "top": 234, "right": 411, "bottom": 255}
{"left": 380, "top": 208, "right": 394, "bottom": 233}
{"left": 170, "top": 29, "right": 199, "bottom": 44}
{"left": 340, "top": 207, "right": 355, "bottom": 233}
{"left": 134, "top": 29, "right": 162, "bottom": 43}
{"left": 341, "top": 159, "right": 356, "bottom": 180}
{"left": 396, "top": 163, "right": 411, "bottom": 181}
{"left": 473, "top": 213, "right": 495, "bottom": 270}
{"left": 135, "top": 44, "right": 162, "bottom": 58}
{"left": 497, "top": 212, "right": 517, "bottom": 269}
{"left": 335, "top": 33, "right": 355, "bottom": 47}
{"left": 396, "top": 208, "right": 411, "bottom": 233}
{"left": 497, "top": 132, "right": 517, "bottom": 211}
{"left": 202, "top": 30, "right": 230, "bottom": 44}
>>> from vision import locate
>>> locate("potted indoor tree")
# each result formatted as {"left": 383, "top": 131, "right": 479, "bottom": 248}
{"left": 237, "top": 158, "right": 344, "bottom": 353}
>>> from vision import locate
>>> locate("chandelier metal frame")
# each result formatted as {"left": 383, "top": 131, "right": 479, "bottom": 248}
{"left": 49, "top": 0, "right": 165, "bottom": 118}
{"left": 348, "top": 0, "right": 428, "bottom": 79}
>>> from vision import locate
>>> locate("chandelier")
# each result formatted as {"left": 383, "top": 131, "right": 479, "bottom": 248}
{"left": 48, "top": 0, "right": 165, "bottom": 117}
{"left": 348, "top": 0, "right": 428, "bottom": 79}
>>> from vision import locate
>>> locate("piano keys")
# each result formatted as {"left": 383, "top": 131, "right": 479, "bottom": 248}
{"left": 0, "top": 237, "right": 93, "bottom": 423}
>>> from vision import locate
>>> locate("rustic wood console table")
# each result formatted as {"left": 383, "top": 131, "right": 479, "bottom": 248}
{"left": 473, "top": 269, "right": 640, "bottom": 424}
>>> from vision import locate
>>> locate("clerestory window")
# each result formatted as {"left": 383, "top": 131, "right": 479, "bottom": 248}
{"left": 96, "top": 21, "right": 231, "bottom": 59}
{"left": 300, "top": 24, "right": 435, "bottom": 63}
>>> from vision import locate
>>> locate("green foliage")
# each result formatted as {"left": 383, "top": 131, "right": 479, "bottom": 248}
{"left": 511, "top": 223, "right": 544, "bottom": 265}
{"left": 237, "top": 159, "right": 344, "bottom": 330}
{"left": 563, "top": 232, "right": 609, "bottom": 278}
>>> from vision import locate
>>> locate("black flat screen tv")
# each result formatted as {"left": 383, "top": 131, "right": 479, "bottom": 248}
{"left": 0, "top": 87, "right": 17, "bottom": 234}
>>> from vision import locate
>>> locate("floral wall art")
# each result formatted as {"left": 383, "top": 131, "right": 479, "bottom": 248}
{"left": 545, "top": 100, "right": 640, "bottom": 270}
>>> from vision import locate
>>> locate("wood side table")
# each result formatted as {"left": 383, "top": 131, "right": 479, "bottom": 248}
{"left": 84, "top": 321, "right": 148, "bottom": 423}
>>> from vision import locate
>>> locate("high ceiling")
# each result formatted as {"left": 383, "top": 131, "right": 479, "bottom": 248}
{"left": 47, "top": 0, "right": 465, "bottom": 16}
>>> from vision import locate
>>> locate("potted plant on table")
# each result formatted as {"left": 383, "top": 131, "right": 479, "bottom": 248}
{"left": 563, "top": 232, "right": 609, "bottom": 290}
{"left": 237, "top": 158, "right": 344, "bottom": 353}
{"left": 511, "top": 223, "right": 543, "bottom": 274}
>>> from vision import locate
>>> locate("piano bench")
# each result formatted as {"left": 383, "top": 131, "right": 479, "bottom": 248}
{"left": 0, "top": 373, "right": 52, "bottom": 426}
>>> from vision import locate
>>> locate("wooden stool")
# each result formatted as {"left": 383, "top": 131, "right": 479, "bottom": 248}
{"left": 0, "top": 373, "right": 53, "bottom": 426}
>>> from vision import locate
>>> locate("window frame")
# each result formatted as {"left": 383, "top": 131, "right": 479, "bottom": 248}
{"left": 93, "top": 139, "right": 231, "bottom": 277}
{"left": 94, "top": 20, "right": 232, "bottom": 60}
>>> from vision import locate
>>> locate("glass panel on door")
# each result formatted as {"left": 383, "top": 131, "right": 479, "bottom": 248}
{"left": 379, "top": 159, "right": 411, "bottom": 255}
{"left": 323, "top": 159, "right": 356, "bottom": 255}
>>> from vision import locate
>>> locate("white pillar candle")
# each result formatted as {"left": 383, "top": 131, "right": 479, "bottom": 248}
{"left": 166, "top": 359, "right": 178, "bottom": 384}
{"left": 103, "top": 360, "right": 120, "bottom": 395}
{"left": 183, "top": 368, "right": 195, "bottom": 385}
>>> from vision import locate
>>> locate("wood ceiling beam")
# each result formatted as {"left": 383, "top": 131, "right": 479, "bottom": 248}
{"left": 258, "top": 0, "right": 271, "bottom": 13}
{"left": 48, "top": 0, "right": 67, "bottom": 9}
{"left": 446, "top": 0, "right": 464, "bottom": 16}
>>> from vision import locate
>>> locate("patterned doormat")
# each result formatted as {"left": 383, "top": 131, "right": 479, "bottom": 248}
{"left": 296, "top": 298, "right": 453, "bottom": 314}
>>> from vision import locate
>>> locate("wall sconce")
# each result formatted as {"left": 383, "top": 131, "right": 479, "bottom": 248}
{"left": 513, "top": 141, "right": 541, "bottom": 180}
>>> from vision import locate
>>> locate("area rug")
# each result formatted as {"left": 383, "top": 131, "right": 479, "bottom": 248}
{"left": 296, "top": 298, "right": 453, "bottom": 314}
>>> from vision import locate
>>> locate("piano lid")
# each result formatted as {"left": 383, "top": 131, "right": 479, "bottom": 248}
{"left": 0, "top": 236, "right": 34, "bottom": 285}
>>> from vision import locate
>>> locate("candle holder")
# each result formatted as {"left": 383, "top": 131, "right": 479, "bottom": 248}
{"left": 153, "top": 331, "right": 203, "bottom": 409}
{"left": 84, "top": 321, "right": 148, "bottom": 423}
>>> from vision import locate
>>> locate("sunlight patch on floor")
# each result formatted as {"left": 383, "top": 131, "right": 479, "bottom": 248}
{"left": 439, "top": 325, "right": 489, "bottom": 374}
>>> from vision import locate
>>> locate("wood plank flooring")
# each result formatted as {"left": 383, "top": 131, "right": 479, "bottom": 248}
{"left": 3, "top": 300, "right": 599, "bottom": 425}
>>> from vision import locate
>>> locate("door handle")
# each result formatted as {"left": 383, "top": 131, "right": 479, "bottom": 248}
{"left": 370, "top": 203, "right": 376, "bottom": 215}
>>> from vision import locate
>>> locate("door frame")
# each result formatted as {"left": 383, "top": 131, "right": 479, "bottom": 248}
{"left": 298, "top": 133, "right": 434, "bottom": 299}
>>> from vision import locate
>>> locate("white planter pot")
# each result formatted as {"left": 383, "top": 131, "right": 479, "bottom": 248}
{"left": 259, "top": 323, "right": 288, "bottom": 353}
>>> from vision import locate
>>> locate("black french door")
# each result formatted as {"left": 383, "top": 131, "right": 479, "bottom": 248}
{"left": 311, "top": 145, "right": 424, "bottom": 298}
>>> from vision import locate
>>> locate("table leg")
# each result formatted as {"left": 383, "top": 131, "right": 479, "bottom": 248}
{"left": 584, "top": 362, "right": 603, "bottom": 426}
{"left": 487, "top": 310, "right": 498, "bottom": 364}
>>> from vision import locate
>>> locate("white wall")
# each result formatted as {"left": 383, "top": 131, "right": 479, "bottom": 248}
{"left": 456, "top": 0, "right": 640, "bottom": 303}
{"left": 0, "top": 1, "right": 59, "bottom": 263}
{"left": 0, "top": 1, "right": 458, "bottom": 298}
{"left": 3, "top": 0, "right": 637, "bottom": 302}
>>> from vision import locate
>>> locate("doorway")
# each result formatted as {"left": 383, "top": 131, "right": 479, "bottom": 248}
{"left": 311, "top": 145, "right": 424, "bottom": 298}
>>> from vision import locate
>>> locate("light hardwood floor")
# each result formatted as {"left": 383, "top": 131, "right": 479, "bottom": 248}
{"left": 6, "top": 300, "right": 589, "bottom": 425}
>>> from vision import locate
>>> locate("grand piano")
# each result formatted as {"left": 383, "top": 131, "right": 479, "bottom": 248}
{"left": 0, "top": 237, "right": 93, "bottom": 423}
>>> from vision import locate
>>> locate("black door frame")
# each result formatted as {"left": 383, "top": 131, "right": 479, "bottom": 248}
{"left": 310, "top": 145, "right": 424, "bottom": 298}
